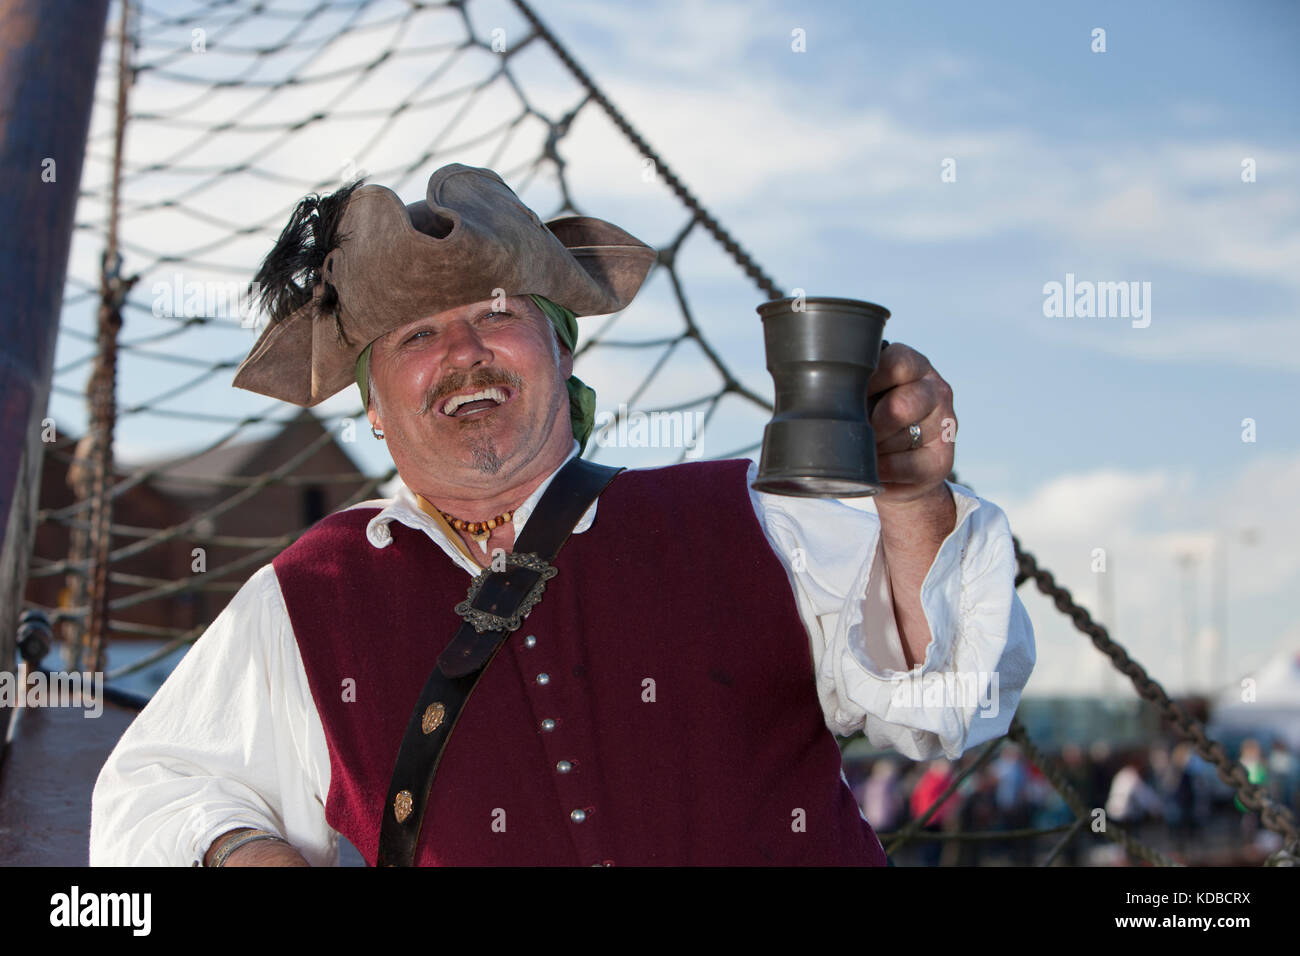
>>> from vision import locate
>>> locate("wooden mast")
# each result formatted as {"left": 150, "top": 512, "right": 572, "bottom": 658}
{"left": 0, "top": 0, "right": 112, "bottom": 736}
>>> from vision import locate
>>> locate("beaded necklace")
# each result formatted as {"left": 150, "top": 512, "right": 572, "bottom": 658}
{"left": 436, "top": 507, "right": 514, "bottom": 543}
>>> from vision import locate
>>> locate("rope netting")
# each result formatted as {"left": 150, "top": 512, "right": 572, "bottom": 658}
{"left": 25, "top": 0, "right": 1297, "bottom": 865}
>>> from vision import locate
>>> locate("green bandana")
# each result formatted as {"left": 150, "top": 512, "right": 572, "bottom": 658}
{"left": 354, "top": 294, "right": 596, "bottom": 454}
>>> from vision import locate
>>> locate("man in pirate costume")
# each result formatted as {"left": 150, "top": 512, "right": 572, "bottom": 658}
{"left": 90, "top": 164, "right": 1034, "bottom": 867}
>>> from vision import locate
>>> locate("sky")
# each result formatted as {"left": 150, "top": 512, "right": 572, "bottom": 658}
{"left": 50, "top": 0, "right": 1300, "bottom": 698}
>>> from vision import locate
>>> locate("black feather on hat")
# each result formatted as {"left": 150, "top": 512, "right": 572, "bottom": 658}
{"left": 250, "top": 179, "right": 363, "bottom": 346}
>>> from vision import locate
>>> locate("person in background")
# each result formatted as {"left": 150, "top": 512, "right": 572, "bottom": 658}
{"left": 909, "top": 758, "right": 962, "bottom": 866}
{"left": 863, "top": 759, "right": 905, "bottom": 836}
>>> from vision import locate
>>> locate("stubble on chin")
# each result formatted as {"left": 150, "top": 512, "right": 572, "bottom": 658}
{"left": 460, "top": 375, "right": 568, "bottom": 479}
{"left": 465, "top": 432, "right": 503, "bottom": 475}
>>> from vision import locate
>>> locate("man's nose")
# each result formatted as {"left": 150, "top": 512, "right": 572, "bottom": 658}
{"left": 439, "top": 319, "right": 494, "bottom": 369}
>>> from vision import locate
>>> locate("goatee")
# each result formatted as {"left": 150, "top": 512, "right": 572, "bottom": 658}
{"left": 467, "top": 435, "right": 503, "bottom": 475}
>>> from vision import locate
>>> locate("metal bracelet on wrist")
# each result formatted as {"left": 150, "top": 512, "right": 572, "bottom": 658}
{"left": 209, "top": 829, "right": 289, "bottom": 867}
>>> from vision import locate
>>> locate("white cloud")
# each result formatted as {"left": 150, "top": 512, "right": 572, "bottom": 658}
{"left": 1001, "top": 453, "right": 1300, "bottom": 698}
{"left": 1005, "top": 467, "right": 1171, "bottom": 540}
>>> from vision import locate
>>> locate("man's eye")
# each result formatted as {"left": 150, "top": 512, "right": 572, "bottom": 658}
{"left": 403, "top": 311, "right": 509, "bottom": 343}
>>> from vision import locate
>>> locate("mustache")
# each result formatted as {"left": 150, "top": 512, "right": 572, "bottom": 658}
{"left": 417, "top": 367, "right": 524, "bottom": 416}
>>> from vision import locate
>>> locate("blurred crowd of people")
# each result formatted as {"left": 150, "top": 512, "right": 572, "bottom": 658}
{"left": 851, "top": 735, "right": 1298, "bottom": 866}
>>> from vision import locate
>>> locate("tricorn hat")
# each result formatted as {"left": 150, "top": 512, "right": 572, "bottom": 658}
{"left": 233, "top": 163, "right": 657, "bottom": 406}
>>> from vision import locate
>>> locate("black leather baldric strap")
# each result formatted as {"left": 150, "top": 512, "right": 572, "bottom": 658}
{"left": 376, "top": 457, "right": 623, "bottom": 867}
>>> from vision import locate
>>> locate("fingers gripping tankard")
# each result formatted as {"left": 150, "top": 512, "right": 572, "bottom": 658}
{"left": 751, "top": 296, "right": 891, "bottom": 498}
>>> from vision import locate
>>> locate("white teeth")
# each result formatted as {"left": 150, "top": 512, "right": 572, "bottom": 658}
{"left": 441, "top": 387, "right": 507, "bottom": 415}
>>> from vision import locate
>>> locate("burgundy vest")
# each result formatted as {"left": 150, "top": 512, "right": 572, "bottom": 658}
{"left": 272, "top": 459, "right": 887, "bottom": 866}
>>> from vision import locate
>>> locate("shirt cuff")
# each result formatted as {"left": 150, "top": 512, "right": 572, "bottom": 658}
{"left": 845, "top": 480, "right": 979, "bottom": 679}
{"left": 831, "top": 481, "right": 1026, "bottom": 759}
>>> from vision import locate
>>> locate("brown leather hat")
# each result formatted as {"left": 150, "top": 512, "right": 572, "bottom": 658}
{"left": 233, "top": 163, "right": 656, "bottom": 406}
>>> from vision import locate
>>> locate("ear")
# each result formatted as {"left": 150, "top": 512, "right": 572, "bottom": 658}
{"left": 365, "top": 363, "right": 383, "bottom": 431}
{"left": 559, "top": 342, "right": 574, "bottom": 380}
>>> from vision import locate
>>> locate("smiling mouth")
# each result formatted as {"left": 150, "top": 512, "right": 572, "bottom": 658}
{"left": 439, "top": 386, "right": 513, "bottom": 418}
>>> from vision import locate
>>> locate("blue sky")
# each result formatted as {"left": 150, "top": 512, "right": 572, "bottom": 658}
{"left": 52, "top": 0, "right": 1300, "bottom": 697}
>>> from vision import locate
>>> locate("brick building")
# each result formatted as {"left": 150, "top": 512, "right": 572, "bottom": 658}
{"left": 25, "top": 410, "right": 372, "bottom": 650}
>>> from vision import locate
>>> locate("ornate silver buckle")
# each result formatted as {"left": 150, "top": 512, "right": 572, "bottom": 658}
{"left": 453, "top": 552, "right": 558, "bottom": 634}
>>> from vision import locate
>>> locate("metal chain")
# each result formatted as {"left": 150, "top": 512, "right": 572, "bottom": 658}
{"left": 1007, "top": 718, "right": 1181, "bottom": 867}
{"left": 1012, "top": 537, "right": 1300, "bottom": 860}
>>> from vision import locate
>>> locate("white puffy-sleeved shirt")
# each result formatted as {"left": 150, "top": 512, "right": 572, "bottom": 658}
{"left": 90, "top": 446, "right": 1035, "bottom": 866}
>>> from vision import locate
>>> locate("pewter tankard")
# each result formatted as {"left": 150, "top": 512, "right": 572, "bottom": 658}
{"left": 751, "top": 296, "right": 890, "bottom": 498}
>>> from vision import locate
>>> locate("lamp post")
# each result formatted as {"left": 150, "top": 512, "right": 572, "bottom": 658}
{"left": 1213, "top": 527, "right": 1260, "bottom": 695}
{"left": 1176, "top": 552, "right": 1198, "bottom": 697}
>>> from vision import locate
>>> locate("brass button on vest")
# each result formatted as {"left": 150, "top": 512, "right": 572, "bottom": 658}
{"left": 421, "top": 702, "right": 446, "bottom": 734}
